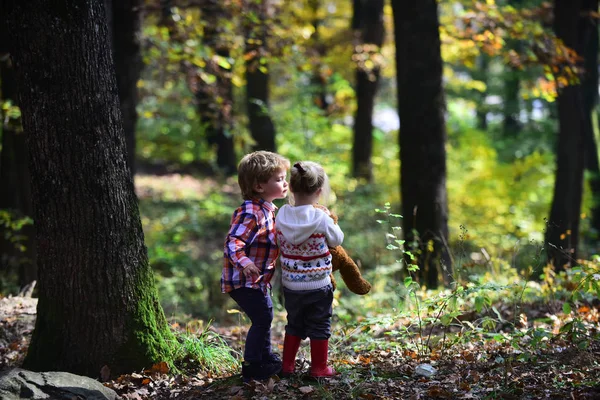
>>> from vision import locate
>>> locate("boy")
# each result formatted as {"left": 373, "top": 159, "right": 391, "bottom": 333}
{"left": 222, "top": 151, "right": 290, "bottom": 382}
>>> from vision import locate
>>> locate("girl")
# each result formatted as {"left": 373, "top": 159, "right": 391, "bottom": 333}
{"left": 275, "top": 161, "right": 344, "bottom": 377}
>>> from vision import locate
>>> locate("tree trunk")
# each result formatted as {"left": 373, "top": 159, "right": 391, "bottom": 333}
{"left": 545, "top": 0, "right": 585, "bottom": 271}
{"left": 111, "top": 0, "right": 143, "bottom": 178}
{"left": 2, "top": 0, "right": 174, "bottom": 376}
{"left": 352, "top": 0, "right": 385, "bottom": 182}
{"left": 503, "top": 68, "right": 521, "bottom": 137}
{"left": 502, "top": 0, "right": 523, "bottom": 138}
{"left": 581, "top": 0, "right": 600, "bottom": 238}
{"left": 244, "top": 0, "right": 276, "bottom": 152}
{"left": 199, "top": 0, "right": 236, "bottom": 174}
{"left": 309, "top": 0, "right": 330, "bottom": 113}
{"left": 0, "top": 35, "right": 36, "bottom": 289}
{"left": 392, "top": 0, "right": 451, "bottom": 288}
{"left": 474, "top": 54, "right": 489, "bottom": 131}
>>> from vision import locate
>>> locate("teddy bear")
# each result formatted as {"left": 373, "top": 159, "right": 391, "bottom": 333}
{"left": 315, "top": 205, "right": 372, "bottom": 295}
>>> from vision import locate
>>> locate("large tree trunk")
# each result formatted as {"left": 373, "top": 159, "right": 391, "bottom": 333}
{"left": 352, "top": 0, "right": 385, "bottom": 182}
{"left": 581, "top": 0, "right": 600, "bottom": 238}
{"left": 0, "top": 32, "right": 36, "bottom": 289}
{"left": 3, "top": 0, "right": 174, "bottom": 376}
{"left": 545, "top": 0, "right": 585, "bottom": 271}
{"left": 244, "top": 0, "right": 276, "bottom": 152}
{"left": 111, "top": 0, "right": 143, "bottom": 178}
{"left": 392, "top": 0, "right": 451, "bottom": 288}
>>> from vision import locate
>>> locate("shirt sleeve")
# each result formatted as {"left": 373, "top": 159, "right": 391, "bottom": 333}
{"left": 321, "top": 215, "right": 344, "bottom": 247}
{"left": 225, "top": 211, "right": 259, "bottom": 269}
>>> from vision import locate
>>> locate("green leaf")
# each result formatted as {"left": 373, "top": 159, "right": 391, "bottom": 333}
{"left": 404, "top": 276, "right": 413, "bottom": 288}
{"left": 562, "top": 302, "right": 572, "bottom": 315}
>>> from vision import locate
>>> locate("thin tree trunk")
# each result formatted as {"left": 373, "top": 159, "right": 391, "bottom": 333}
{"left": 198, "top": 0, "right": 236, "bottom": 173}
{"left": 111, "top": 0, "right": 143, "bottom": 178}
{"left": 0, "top": 36, "right": 36, "bottom": 289}
{"left": 502, "top": 0, "right": 523, "bottom": 138}
{"left": 244, "top": 0, "right": 276, "bottom": 152}
{"left": 352, "top": 0, "right": 385, "bottom": 182}
{"left": 392, "top": 0, "right": 451, "bottom": 288}
{"left": 581, "top": 0, "right": 600, "bottom": 237}
{"left": 3, "top": 0, "right": 174, "bottom": 376}
{"left": 474, "top": 54, "right": 489, "bottom": 131}
{"left": 545, "top": 0, "right": 585, "bottom": 271}
{"left": 309, "top": 0, "right": 330, "bottom": 113}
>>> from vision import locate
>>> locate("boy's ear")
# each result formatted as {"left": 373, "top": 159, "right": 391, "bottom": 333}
{"left": 254, "top": 182, "right": 264, "bottom": 193}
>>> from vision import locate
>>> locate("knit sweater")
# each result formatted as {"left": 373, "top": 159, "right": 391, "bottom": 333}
{"left": 275, "top": 204, "right": 344, "bottom": 290}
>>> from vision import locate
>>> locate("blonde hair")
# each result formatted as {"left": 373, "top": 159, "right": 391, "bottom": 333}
{"left": 238, "top": 151, "right": 290, "bottom": 200}
{"left": 289, "top": 161, "right": 331, "bottom": 204}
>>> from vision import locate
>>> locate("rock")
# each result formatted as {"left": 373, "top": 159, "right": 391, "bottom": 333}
{"left": 0, "top": 368, "right": 118, "bottom": 400}
{"left": 414, "top": 363, "right": 437, "bottom": 378}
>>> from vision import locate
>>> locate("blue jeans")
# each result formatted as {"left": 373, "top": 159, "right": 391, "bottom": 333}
{"left": 229, "top": 287, "right": 274, "bottom": 363}
{"left": 283, "top": 284, "right": 333, "bottom": 340}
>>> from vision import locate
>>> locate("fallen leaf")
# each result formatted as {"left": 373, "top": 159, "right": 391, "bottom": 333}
{"left": 299, "top": 386, "right": 314, "bottom": 394}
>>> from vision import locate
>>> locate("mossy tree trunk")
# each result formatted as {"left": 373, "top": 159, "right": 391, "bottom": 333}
{"left": 392, "top": 0, "right": 452, "bottom": 288}
{"left": 2, "top": 0, "right": 174, "bottom": 377}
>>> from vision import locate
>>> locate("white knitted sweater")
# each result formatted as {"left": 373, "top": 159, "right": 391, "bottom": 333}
{"left": 275, "top": 205, "right": 344, "bottom": 291}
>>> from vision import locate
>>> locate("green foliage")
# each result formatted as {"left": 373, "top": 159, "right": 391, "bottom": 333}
{"left": 0, "top": 210, "right": 33, "bottom": 295}
{"left": 172, "top": 322, "right": 239, "bottom": 375}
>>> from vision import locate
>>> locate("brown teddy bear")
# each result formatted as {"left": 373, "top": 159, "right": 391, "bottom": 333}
{"left": 315, "top": 205, "right": 372, "bottom": 295}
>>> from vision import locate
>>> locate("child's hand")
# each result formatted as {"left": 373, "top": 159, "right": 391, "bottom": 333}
{"left": 243, "top": 263, "right": 261, "bottom": 283}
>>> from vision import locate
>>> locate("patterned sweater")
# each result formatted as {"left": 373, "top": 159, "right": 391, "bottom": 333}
{"left": 275, "top": 205, "right": 344, "bottom": 291}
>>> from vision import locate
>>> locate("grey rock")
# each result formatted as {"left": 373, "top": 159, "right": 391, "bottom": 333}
{"left": 0, "top": 368, "right": 118, "bottom": 400}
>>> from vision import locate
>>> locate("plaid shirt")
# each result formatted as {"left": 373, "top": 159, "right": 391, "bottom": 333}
{"left": 221, "top": 199, "right": 279, "bottom": 293}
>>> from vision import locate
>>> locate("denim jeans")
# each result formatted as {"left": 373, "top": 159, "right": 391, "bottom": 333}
{"left": 229, "top": 287, "right": 274, "bottom": 363}
{"left": 283, "top": 284, "right": 333, "bottom": 340}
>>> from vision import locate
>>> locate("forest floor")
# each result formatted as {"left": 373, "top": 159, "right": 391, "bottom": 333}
{"left": 1, "top": 295, "right": 600, "bottom": 400}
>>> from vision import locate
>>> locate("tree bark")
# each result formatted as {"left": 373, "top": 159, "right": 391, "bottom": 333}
{"left": 474, "top": 54, "right": 489, "bottom": 131}
{"left": 545, "top": 0, "right": 585, "bottom": 271}
{"left": 111, "top": 0, "right": 143, "bottom": 178}
{"left": 244, "top": 0, "right": 276, "bottom": 152}
{"left": 392, "top": 0, "right": 451, "bottom": 288}
{"left": 581, "top": 0, "right": 600, "bottom": 238}
{"left": 502, "top": 0, "right": 523, "bottom": 138}
{"left": 352, "top": 0, "right": 385, "bottom": 182}
{"left": 2, "top": 0, "right": 174, "bottom": 376}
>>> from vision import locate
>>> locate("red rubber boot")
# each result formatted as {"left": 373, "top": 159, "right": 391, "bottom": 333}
{"left": 309, "top": 339, "right": 336, "bottom": 377}
{"left": 281, "top": 334, "right": 302, "bottom": 376}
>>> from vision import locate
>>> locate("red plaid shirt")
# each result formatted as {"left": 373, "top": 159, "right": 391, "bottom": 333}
{"left": 221, "top": 199, "right": 279, "bottom": 293}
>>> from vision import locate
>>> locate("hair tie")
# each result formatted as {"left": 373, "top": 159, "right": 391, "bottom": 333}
{"left": 294, "top": 162, "right": 306, "bottom": 175}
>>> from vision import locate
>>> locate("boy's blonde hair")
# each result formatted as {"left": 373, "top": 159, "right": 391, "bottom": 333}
{"left": 238, "top": 151, "right": 290, "bottom": 200}
{"left": 289, "top": 161, "right": 331, "bottom": 204}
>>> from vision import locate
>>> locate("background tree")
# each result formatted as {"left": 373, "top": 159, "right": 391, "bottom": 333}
{"left": 351, "top": 0, "right": 385, "bottom": 182}
{"left": 2, "top": 0, "right": 174, "bottom": 375}
{"left": 0, "top": 23, "right": 35, "bottom": 290}
{"left": 581, "top": 0, "right": 600, "bottom": 241}
{"left": 545, "top": 0, "right": 585, "bottom": 270}
{"left": 243, "top": 0, "right": 277, "bottom": 152}
{"left": 392, "top": 0, "right": 451, "bottom": 287}
{"left": 110, "top": 0, "right": 143, "bottom": 178}
{"left": 199, "top": 0, "right": 236, "bottom": 173}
